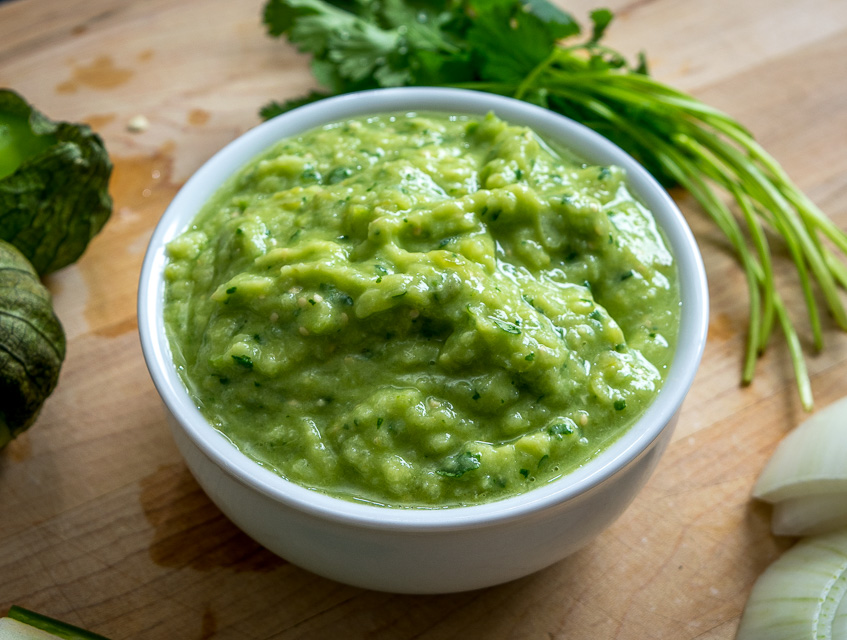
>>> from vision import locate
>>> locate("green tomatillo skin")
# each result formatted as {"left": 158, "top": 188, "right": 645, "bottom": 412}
{"left": 0, "top": 239, "right": 66, "bottom": 448}
{"left": 0, "top": 88, "right": 112, "bottom": 275}
{"left": 0, "top": 111, "right": 56, "bottom": 180}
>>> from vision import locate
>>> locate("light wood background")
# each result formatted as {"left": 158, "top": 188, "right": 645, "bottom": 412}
{"left": 1, "top": 0, "right": 846, "bottom": 637}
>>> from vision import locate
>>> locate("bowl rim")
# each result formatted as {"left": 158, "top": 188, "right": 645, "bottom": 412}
{"left": 138, "top": 87, "right": 708, "bottom": 531}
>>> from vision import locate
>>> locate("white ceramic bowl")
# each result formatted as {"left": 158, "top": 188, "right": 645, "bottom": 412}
{"left": 138, "top": 87, "right": 708, "bottom": 593}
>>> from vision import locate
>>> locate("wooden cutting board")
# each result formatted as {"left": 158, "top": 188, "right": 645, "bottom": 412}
{"left": 1, "top": 0, "right": 846, "bottom": 637}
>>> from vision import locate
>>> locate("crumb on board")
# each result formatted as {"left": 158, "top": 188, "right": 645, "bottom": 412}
{"left": 127, "top": 115, "right": 149, "bottom": 133}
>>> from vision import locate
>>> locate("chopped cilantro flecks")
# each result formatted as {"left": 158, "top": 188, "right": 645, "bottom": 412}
{"left": 492, "top": 317, "right": 521, "bottom": 335}
{"left": 437, "top": 451, "right": 481, "bottom": 478}
{"left": 327, "top": 166, "right": 353, "bottom": 184}
{"left": 232, "top": 355, "right": 254, "bottom": 370}
{"left": 548, "top": 421, "right": 576, "bottom": 439}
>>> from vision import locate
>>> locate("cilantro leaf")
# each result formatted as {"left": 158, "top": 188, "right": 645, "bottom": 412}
{"left": 264, "top": 0, "right": 464, "bottom": 95}
{"left": 522, "top": 0, "right": 580, "bottom": 39}
{"left": 378, "top": 0, "right": 462, "bottom": 53}
{"left": 465, "top": 0, "right": 558, "bottom": 83}
{"left": 263, "top": 0, "right": 309, "bottom": 37}
{"left": 491, "top": 317, "right": 521, "bottom": 335}
{"left": 232, "top": 354, "right": 254, "bottom": 369}
{"left": 437, "top": 451, "right": 481, "bottom": 478}
{"left": 588, "top": 8, "right": 613, "bottom": 43}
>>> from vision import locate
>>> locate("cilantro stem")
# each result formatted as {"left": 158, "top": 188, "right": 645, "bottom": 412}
{"left": 663, "top": 148, "right": 764, "bottom": 388}
{"left": 826, "top": 253, "right": 847, "bottom": 290}
{"left": 730, "top": 183, "right": 776, "bottom": 351}
{"left": 710, "top": 137, "right": 845, "bottom": 334}
{"left": 773, "top": 298, "right": 813, "bottom": 407}
{"left": 514, "top": 50, "right": 558, "bottom": 100}
{"left": 672, "top": 131, "right": 823, "bottom": 351}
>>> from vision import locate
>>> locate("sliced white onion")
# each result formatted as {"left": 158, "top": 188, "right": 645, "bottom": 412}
{"left": 835, "top": 591, "right": 847, "bottom": 639}
{"left": 753, "top": 396, "right": 847, "bottom": 503}
{"left": 0, "top": 618, "right": 63, "bottom": 640}
{"left": 735, "top": 528, "right": 847, "bottom": 640}
{"left": 772, "top": 494, "right": 847, "bottom": 537}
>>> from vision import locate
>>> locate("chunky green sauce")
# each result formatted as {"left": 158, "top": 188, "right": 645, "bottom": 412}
{"left": 164, "top": 112, "right": 679, "bottom": 507}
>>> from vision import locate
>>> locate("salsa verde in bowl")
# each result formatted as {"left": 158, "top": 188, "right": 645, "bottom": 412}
{"left": 138, "top": 88, "right": 708, "bottom": 592}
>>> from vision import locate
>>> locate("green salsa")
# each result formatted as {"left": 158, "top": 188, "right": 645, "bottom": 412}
{"left": 163, "top": 112, "right": 679, "bottom": 507}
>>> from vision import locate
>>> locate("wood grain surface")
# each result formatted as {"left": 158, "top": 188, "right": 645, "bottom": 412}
{"left": 1, "top": 0, "right": 846, "bottom": 637}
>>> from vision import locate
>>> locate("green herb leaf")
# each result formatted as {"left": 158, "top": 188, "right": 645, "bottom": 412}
{"left": 465, "top": 2, "right": 553, "bottom": 84}
{"left": 232, "top": 354, "right": 254, "bottom": 370}
{"left": 588, "top": 8, "right": 613, "bottom": 43}
{"left": 522, "top": 0, "right": 580, "bottom": 39}
{"left": 437, "top": 450, "right": 481, "bottom": 478}
{"left": 548, "top": 419, "right": 576, "bottom": 439}
{"left": 492, "top": 317, "right": 521, "bottom": 335}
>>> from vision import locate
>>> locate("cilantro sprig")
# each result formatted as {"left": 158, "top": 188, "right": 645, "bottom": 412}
{"left": 261, "top": 0, "right": 847, "bottom": 409}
